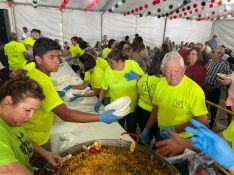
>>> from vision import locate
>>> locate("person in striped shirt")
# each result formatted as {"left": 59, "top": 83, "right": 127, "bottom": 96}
{"left": 204, "top": 47, "right": 232, "bottom": 129}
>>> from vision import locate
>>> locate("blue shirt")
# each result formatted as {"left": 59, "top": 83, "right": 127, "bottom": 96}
{"left": 209, "top": 39, "right": 217, "bottom": 49}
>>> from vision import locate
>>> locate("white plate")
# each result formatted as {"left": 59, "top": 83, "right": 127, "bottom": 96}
{"left": 104, "top": 96, "right": 131, "bottom": 112}
{"left": 113, "top": 106, "right": 131, "bottom": 117}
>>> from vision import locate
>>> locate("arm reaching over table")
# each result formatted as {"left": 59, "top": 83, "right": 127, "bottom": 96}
{"left": 185, "top": 119, "right": 234, "bottom": 172}
{"left": 156, "top": 130, "right": 193, "bottom": 157}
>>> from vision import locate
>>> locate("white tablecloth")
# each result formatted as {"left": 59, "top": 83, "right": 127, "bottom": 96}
{"left": 50, "top": 61, "right": 132, "bottom": 152}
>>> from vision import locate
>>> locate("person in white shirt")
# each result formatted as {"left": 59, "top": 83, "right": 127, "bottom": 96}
{"left": 22, "top": 27, "right": 30, "bottom": 40}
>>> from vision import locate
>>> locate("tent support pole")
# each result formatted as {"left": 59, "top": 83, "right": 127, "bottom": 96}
{"left": 162, "top": 18, "right": 167, "bottom": 43}
{"left": 10, "top": 5, "right": 17, "bottom": 32}
{"left": 61, "top": 11, "right": 64, "bottom": 47}
{"left": 101, "top": 12, "right": 103, "bottom": 41}
{"left": 135, "top": 16, "right": 137, "bottom": 35}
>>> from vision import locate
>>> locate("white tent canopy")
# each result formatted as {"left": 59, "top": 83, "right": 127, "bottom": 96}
{"left": 0, "top": 0, "right": 234, "bottom": 49}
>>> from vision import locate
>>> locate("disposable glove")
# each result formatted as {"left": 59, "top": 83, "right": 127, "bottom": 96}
{"left": 99, "top": 109, "right": 123, "bottom": 124}
{"left": 70, "top": 93, "right": 81, "bottom": 102}
{"left": 65, "top": 57, "right": 73, "bottom": 64}
{"left": 185, "top": 119, "right": 234, "bottom": 170}
{"left": 57, "top": 91, "right": 65, "bottom": 99}
{"left": 63, "top": 85, "right": 72, "bottom": 92}
{"left": 160, "top": 126, "right": 177, "bottom": 139}
{"left": 140, "top": 128, "right": 150, "bottom": 144}
{"left": 94, "top": 101, "right": 102, "bottom": 113}
{"left": 124, "top": 70, "right": 137, "bottom": 80}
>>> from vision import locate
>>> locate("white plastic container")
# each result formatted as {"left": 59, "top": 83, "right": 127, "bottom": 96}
{"left": 104, "top": 96, "right": 131, "bottom": 117}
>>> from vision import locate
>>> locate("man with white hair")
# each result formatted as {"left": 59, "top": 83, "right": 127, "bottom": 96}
{"left": 141, "top": 51, "right": 208, "bottom": 143}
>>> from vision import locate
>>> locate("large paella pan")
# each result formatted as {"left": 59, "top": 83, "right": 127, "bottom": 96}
{"left": 50, "top": 139, "right": 180, "bottom": 175}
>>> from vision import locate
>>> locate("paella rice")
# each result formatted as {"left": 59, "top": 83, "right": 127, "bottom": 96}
{"left": 52, "top": 146, "right": 169, "bottom": 175}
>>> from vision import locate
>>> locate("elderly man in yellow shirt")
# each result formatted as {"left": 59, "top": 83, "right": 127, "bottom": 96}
{"left": 153, "top": 80, "right": 234, "bottom": 174}
{"left": 141, "top": 51, "right": 208, "bottom": 143}
{"left": 23, "top": 29, "right": 40, "bottom": 50}
{"left": 4, "top": 32, "right": 27, "bottom": 70}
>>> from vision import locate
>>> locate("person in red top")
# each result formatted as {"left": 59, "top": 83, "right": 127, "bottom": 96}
{"left": 178, "top": 46, "right": 190, "bottom": 66}
{"left": 185, "top": 47, "right": 205, "bottom": 89}
{"left": 63, "top": 41, "right": 70, "bottom": 52}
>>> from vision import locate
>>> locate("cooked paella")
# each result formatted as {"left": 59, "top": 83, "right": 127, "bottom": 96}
{"left": 52, "top": 145, "right": 169, "bottom": 175}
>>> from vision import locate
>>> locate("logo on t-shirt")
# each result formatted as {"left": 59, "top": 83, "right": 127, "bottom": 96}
{"left": 17, "top": 132, "right": 34, "bottom": 156}
{"left": 172, "top": 99, "right": 184, "bottom": 109}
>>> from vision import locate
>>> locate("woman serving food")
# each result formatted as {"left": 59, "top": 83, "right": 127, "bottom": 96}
{"left": 0, "top": 72, "right": 62, "bottom": 175}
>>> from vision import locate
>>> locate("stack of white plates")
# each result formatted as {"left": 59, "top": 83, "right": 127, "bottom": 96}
{"left": 104, "top": 96, "right": 131, "bottom": 117}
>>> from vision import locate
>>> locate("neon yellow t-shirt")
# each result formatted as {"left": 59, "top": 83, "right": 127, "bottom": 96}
{"left": 23, "top": 36, "right": 35, "bottom": 47}
{"left": 4, "top": 41, "right": 27, "bottom": 70}
{"left": 102, "top": 60, "right": 144, "bottom": 112}
{"left": 102, "top": 47, "right": 112, "bottom": 59}
{"left": 153, "top": 76, "right": 208, "bottom": 137}
{"left": 223, "top": 120, "right": 234, "bottom": 149}
{"left": 84, "top": 65, "right": 104, "bottom": 89}
{"left": 137, "top": 74, "right": 162, "bottom": 112}
{"left": 0, "top": 118, "right": 34, "bottom": 172}
{"left": 96, "top": 57, "right": 108, "bottom": 71}
{"left": 23, "top": 62, "right": 64, "bottom": 145}
{"left": 69, "top": 44, "right": 83, "bottom": 58}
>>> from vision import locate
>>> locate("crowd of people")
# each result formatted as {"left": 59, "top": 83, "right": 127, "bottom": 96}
{"left": 1, "top": 26, "right": 234, "bottom": 175}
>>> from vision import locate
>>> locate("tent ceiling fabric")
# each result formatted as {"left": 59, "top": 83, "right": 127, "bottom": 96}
{"left": 11, "top": 0, "right": 234, "bottom": 17}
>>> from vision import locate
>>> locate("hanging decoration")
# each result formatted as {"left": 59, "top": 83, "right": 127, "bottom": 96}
{"left": 32, "top": 0, "right": 38, "bottom": 8}
{"left": 59, "top": 0, "right": 69, "bottom": 12}
{"left": 122, "top": 0, "right": 232, "bottom": 21}
{"left": 108, "top": 0, "right": 127, "bottom": 13}
{"left": 195, "top": 11, "right": 234, "bottom": 21}
{"left": 5, "top": 0, "right": 13, "bottom": 6}
{"left": 124, "top": 2, "right": 149, "bottom": 16}
{"left": 83, "top": 0, "right": 100, "bottom": 12}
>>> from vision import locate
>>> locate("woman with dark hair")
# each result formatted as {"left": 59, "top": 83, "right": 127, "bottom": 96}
{"left": 94, "top": 50, "right": 145, "bottom": 133}
{"left": 130, "top": 37, "right": 150, "bottom": 72}
{"left": 117, "top": 41, "right": 127, "bottom": 51}
{"left": 63, "top": 36, "right": 84, "bottom": 72}
{"left": 185, "top": 47, "right": 205, "bottom": 88}
{"left": 125, "top": 35, "right": 130, "bottom": 45}
{"left": 152, "top": 43, "right": 169, "bottom": 61}
{"left": 0, "top": 72, "right": 62, "bottom": 174}
{"left": 85, "top": 48, "right": 108, "bottom": 72}
{"left": 102, "top": 39, "right": 116, "bottom": 59}
{"left": 94, "top": 41, "right": 102, "bottom": 56}
{"left": 135, "top": 59, "right": 162, "bottom": 142}
{"left": 69, "top": 53, "right": 105, "bottom": 98}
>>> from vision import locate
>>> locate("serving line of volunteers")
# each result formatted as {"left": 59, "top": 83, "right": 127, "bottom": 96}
{"left": 3, "top": 34, "right": 234, "bottom": 175}
{"left": 0, "top": 38, "right": 125, "bottom": 174}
